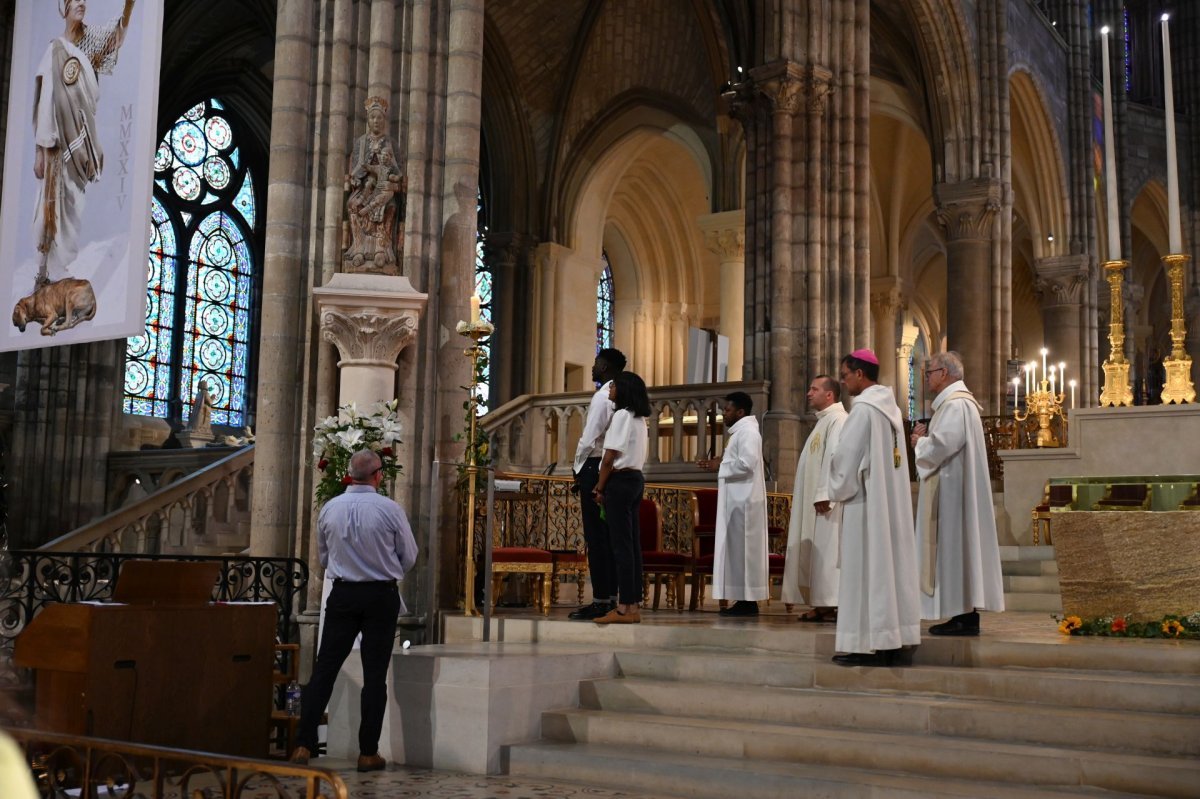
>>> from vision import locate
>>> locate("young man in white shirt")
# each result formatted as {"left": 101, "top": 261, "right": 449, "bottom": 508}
{"left": 569, "top": 348, "right": 626, "bottom": 620}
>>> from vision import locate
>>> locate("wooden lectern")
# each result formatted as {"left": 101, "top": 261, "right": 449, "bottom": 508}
{"left": 14, "top": 560, "right": 276, "bottom": 757}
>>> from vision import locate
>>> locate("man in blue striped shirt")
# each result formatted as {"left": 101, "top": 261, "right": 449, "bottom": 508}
{"left": 291, "top": 449, "right": 417, "bottom": 772}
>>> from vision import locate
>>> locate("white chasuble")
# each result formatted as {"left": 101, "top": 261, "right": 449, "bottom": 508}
{"left": 782, "top": 402, "right": 848, "bottom": 607}
{"left": 712, "top": 415, "right": 769, "bottom": 601}
{"left": 828, "top": 385, "right": 921, "bottom": 654}
{"left": 914, "top": 380, "right": 1005, "bottom": 619}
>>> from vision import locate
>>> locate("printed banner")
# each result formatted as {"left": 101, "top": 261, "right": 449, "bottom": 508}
{"left": 0, "top": 0, "right": 163, "bottom": 352}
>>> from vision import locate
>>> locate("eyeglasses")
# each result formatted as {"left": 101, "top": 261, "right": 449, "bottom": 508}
{"left": 924, "top": 367, "right": 946, "bottom": 376}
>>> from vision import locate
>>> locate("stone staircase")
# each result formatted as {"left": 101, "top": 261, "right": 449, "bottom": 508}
{"left": 499, "top": 622, "right": 1199, "bottom": 798}
{"left": 1001, "top": 544, "right": 1062, "bottom": 613}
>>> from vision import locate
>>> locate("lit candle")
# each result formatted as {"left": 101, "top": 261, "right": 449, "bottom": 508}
{"left": 1100, "top": 26, "right": 1122, "bottom": 261}
{"left": 1024, "top": 364, "right": 1031, "bottom": 396}
{"left": 1049, "top": 365, "right": 1057, "bottom": 395}
{"left": 470, "top": 294, "right": 481, "bottom": 323}
{"left": 1058, "top": 362, "right": 1066, "bottom": 393}
{"left": 1028, "top": 361, "right": 1037, "bottom": 393}
{"left": 1069, "top": 379, "right": 1077, "bottom": 409}
{"left": 1162, "top": 14, "right": 1182, "bottom": 254}
{"left": 1041, "top": 348, "right": 1048, "bottom": 386}
{"left": 1013, "top": 377, "right": 1021, "bottom": 411}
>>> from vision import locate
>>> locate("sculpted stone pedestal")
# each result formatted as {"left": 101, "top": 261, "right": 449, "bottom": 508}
{"left": 313, "top": 273, "right": 429, "bottom": 407}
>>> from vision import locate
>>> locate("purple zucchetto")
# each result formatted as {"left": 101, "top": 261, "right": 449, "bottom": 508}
{"left": 849, "top": 348, "right": 879, "bottom": 365}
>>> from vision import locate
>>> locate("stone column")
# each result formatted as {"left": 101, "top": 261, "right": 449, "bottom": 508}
{"left": 935, "top": 179, "right": 1002, "bottom": 409}
{"left": 1033, "top": 255, "right": 1089, "bottom": 389}
{"left": 698, "top": 210, "right": 746, "bottom": 380}
{"left": 870, "top": 283, "right": 903, "bottom": 393}
{"left": 314, "top": 274, "right": 428, "bottom": 408}
{"left": 250, "top": 0, "right": 316, "bottom": 557}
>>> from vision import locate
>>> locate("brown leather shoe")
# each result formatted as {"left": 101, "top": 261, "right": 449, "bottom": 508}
{"left": 288, "top": 746, "right": 311, "bottom": 765}
{"left": 357, "top": 753, "right": 387, "bottom": 772}
{"left": 594, "top": 608, "right": 641, "bottom": 624}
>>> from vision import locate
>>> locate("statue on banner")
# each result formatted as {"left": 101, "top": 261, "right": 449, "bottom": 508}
{"left": 344, "top": 96, "right": 406, "bottom": 275}
{"left": 13, "top": 0, "right": 137, "bottom": 334}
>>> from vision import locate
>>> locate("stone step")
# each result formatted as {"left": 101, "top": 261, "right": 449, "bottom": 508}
{"left": 506, "top": 741, "right": 1138, "bottom": 799}
{"left": 1002, "top": 591, "right": 1063, "bottom": 612}
{"left": 999, "top": 545, "right": 1058, "bottom": 561}
{"left": 1002, "top": 559, "right": 1059, "bottom": 576}
{"left": 1003, "top": 574, "right": 1062, "bottom": 592}
{"left": 613, "top": 650, "right": 1200, "bottom": 715}
{"left": 538, "top": 709, "right": 1200, "bottom": 798}
{"left": 580, "top": 677, "right": 1200, "bottom": 757}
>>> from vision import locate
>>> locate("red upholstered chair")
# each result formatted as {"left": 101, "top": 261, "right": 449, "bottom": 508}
{"left": 689, "top": 489, "right": 719, "bottom": 610}
{"left": 639, "top": 498, "right": 692, "bottom": 611}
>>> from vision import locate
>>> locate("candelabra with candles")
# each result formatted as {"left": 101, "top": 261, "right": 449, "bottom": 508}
{"left": 458, "top": 295, "right": 493, "bottom": 616}
{"left": 1013, "top": 348, "right": 1074, "bottom": 448}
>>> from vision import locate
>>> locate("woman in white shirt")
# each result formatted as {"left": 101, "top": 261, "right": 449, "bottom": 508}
{"left": 591, "top": 371, "right": 651, "bottom": 624}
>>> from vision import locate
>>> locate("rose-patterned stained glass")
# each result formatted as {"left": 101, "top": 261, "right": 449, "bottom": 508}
{"left": 125, "top": 98, "right": 257, "bottom": 428}
{"left": 596, "top": 253, "right": 614, "bottom": 353}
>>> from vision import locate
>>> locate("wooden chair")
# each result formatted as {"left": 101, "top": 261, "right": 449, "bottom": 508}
{"left": 489, "top": 548, "right": 553, "bottom": 614}
{"left": 551, "top": 549, "right": 588, "bottom": 606}
{"left": 639, "top": 498, "right": 692, "bottom": 611}
{"left": 1032, "top": 482, "right": 1075, "bottom": 545}
{"left": 268, "top": 643, "right": 301, "bottom": 759}
{"left": 1094, "top": 483, "right": 1151, "bottom": 511}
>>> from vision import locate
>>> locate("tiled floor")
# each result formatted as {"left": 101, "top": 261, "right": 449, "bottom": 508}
{"left": 310, "top": 759, "right": 678, "bottom": 798}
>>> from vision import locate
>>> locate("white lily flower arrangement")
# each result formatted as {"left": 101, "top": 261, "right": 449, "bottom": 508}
{"left": 312, "top": 399, "right": 402, "bottom": 506}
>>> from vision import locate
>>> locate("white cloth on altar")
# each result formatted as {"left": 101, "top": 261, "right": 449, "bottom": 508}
{"left": 782, "top": 401, "right": 847, "bottom": 607}
{"left": 712, "top": 415, "right": 769, "bottom": 601}
{"left": 828, "top": 384, "right": 921, "bottom": 654}
{"left": 914, "top": 380, "right": 1005, "bottom": 619}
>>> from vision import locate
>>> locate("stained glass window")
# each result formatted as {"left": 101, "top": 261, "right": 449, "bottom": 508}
{"left": 596, "top": 254, "right": 614, "bottom": 353}
{"left": 474, "top": 190, "right": 492, "bottom": 412}
{"left": 124, "top": 98, "right": 256, "bottom": 428}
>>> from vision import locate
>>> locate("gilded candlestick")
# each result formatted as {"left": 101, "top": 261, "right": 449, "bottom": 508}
{"left": 1099, "top": 259, "right": 1133, "bottom": 407}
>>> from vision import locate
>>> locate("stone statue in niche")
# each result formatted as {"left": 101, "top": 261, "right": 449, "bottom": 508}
{"left": 344, "top": 95, "right": 406, "bottom": 274}
{"left": 179, "top": 378, "right": 215, "bottom": 448}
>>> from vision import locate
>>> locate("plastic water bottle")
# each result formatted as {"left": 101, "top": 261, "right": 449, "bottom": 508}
{"left": 285, "top": 680, "right": 302, "bottom": 717}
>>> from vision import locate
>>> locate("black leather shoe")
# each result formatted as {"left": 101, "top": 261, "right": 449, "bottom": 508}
{"left": 718, "top": 600, "right": 759, "bottom": 616}
{"left": 930, "top": 611, "right": 980, "bottom": 636}
{"left": 832, "top": 649, "right": 904, "bottom": 667}
{"left": 568, "top": 601, "right": 612, "bottom": 621}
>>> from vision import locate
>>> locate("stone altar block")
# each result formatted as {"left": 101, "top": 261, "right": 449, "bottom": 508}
{"left": 1052, "top": 511, "right": 1200, "bottom": 620}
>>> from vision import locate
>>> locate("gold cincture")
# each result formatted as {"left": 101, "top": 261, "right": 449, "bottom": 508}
{"left": 1099, "top": 259, "right": 1134, "bottom": 407}
{"left": 1160, "top": 253, "right": 1195, "bottom": 404}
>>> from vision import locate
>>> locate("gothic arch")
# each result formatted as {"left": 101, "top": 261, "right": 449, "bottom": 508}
{"left": 1009, "top": 70, "right": 1070, "bottom": 258}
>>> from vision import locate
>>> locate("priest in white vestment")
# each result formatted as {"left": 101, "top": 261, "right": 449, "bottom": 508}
{"left": 910, "top": 351, "right": 1005, "bottom": 635}
{"left": 828, "top": 349, "right": 921, "bottom": 666}
{"left": 782, "top": 375, "right": 847, "bottom": 620}
{"left": 697, "top": 391, "right": 768, "bottom": 616}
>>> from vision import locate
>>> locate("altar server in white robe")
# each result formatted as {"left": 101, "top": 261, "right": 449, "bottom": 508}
{"left": 828, "top": 349, "right": 922, "bottom": 666}
{"left": 783, "top": 375, "right": 848, "bottom": 620}
{"left": 697, "top": 391, "right": 768, "bottom": 616}
{"left": 909, "top": 351, "right": 1005, "bottom": 635}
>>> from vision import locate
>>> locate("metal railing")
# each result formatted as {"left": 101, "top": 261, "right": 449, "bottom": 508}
{"left": 9, "top": 728, "right": 348, "bottom": 799}
{"left": 461, "top": 472, "right": 792, "bottom": 559}
{"left": 0, "top": 551, "right": 307, "bottom": 683}
{"left": 41, "top": 445, "right": 255, "bottom": 555}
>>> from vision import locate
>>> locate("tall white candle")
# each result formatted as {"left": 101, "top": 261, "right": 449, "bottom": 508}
{"left": 1050, "top": 365, "right": 1057, "bottom": 395}
{"left": 1013, "top": 377, "right": 1021, "bottom": 410}
{"left": 1041, "top": 349, "right": 1048, "bottom": 386}
{"left": 1069, "top": 379, "right": 1077, "bottom": 409}
{"left": 470, "top": 294, "right": 481, "bottom": 323}
{"left": 1162, "top": 15, "right": 1183, "bottom": 253}
{"left": 1101, "top": 27, "right": 1122, "bottom": 260}
{"left": 1058, "top": 362, "right": 1066, "bottom": 392}
{"left": 1029, "top": 361, "right": 1037, "bottom": 393}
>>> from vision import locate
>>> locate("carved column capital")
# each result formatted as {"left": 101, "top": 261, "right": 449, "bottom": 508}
{"left": 934, "top": 179, "right": 1003, "bottom": 242}
{"left": 698, "top": 209, "right": 746, "bottom": 260}
{"left": 870, "top": 287, "right": 904, "bottom": 317}
{"left": 320, "top": 308, "right": 420, "bottom": 368}
{"left": 1033, "top": 255, "right": 1090, "bottom": 308}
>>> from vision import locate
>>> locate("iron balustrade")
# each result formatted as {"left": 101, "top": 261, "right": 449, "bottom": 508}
{"left": 10, "top": 728, "right": 348, "bottom": 799}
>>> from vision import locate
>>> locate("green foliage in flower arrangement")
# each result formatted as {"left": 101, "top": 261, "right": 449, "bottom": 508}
{"left": 312, "top": 400, "right": 403, "bottom": 506}
{"left": 1054, "top": 611, "right": 1200, "bottom": 639}
{"left": 454, "top": 345, "right": 492, "bottom": 477}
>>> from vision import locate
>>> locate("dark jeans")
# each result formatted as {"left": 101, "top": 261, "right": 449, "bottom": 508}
{"left": 603, "top": 470, "right": 645, "bottom": 605}
{"left": 297, "top": 580, "right": 401, "bottom": 756}
{"left": 576, "top": 457, "right": 616, "bottom": 601}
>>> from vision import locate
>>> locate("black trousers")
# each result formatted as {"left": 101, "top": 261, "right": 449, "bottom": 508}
{"left": 576, "top": 457, "right": 616, "bottom": 600}
{"left": 297, "top": 580, "right": 400, "bottom": 756}
{"left": 603, "top": 470, "right": 645, "bottom": 605}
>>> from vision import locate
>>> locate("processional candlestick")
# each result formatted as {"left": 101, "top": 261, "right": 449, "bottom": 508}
{"left": 458, "top": 303, "right": 493, "bottom": 616}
